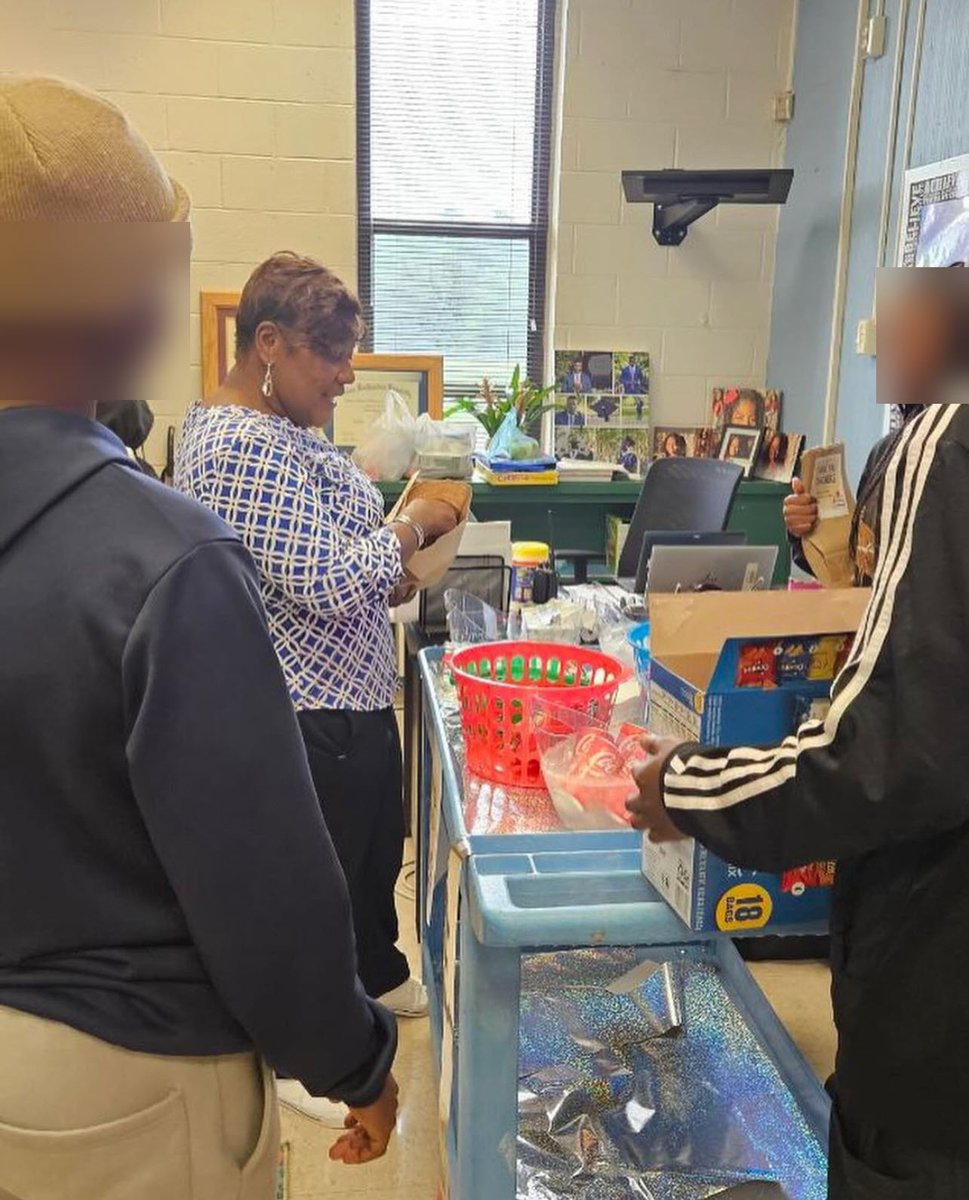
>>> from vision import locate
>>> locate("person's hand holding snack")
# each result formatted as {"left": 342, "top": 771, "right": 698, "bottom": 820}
{"left": 626, "top": 735, "right": 688, "bottom": 843}
{"left": 783, "top": 477, "right": 819, "bottom": 539}
{"left": 388, "top": 574, "right": 419, "bottom": 608}
{"left": 329, "top": 1073, "right": 399, "bottom": 1165}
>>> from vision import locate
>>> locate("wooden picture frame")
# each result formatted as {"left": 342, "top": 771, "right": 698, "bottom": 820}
{"left": 200, "top": 290, "right": 444, "bottom": 448}
{"left": 201, "top": 291, "right": 242, "bottom": 400}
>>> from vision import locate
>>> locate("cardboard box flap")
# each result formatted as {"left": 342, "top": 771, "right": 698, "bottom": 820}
{"left": 655, "top": 650, "right": 720, "bottom": 691}
{"left": 649, "top": 589, "right": 871, "bottom": 663}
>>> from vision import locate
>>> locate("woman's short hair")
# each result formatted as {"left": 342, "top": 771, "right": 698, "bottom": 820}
{"left": 235, "top": 252, "right": 365, "bottom": 361}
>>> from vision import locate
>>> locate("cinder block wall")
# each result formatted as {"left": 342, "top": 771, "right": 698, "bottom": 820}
{"left": 556, "top": 0, "right": 795, "bottom": 426}
{"left": 0, "top": 0, "right": 357, "bottom": 467}
{"left": 1, "top": 0, "right": 797, "bottom": 446}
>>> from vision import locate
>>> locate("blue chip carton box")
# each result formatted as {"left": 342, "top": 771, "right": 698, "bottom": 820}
{"left": 642, "top": 589, "right": 870, "bottom": 933}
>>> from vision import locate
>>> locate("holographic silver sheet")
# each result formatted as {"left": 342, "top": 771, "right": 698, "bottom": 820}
{"left": 518, "top": 948, "right": 825, "bottom": 1200}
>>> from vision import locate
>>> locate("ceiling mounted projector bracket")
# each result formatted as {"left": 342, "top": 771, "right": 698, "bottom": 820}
{"left": 621, "top": 169, "right": 794, "bottom": 247}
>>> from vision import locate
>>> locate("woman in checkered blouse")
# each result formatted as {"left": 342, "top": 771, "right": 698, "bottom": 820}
{"left": 177, "top": 253, "right": 458, "bottom": 1123}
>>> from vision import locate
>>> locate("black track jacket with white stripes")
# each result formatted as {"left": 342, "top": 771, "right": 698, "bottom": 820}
{"left": 664, "top": 403, "right": 969, "bottom": 1157}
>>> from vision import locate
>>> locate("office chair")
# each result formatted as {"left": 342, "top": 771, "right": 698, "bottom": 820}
{"left": 557, "top": 457, "right": 745, "bottom": 584}
{"left": 616, "top": 456, "right": 744, "bottom": 580}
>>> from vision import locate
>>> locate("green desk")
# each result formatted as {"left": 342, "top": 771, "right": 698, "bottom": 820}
{"left": 378, "top": 477, "right": 791, "bottom": 586}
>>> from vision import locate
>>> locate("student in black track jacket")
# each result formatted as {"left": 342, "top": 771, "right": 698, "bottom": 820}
{"left": 630, "top": 271, "right": 969, "bottom": 1197}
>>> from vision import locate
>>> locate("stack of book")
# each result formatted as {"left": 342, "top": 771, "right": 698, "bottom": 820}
{"left": 556, "top": 459, "right": 626, "bottom": 483}
{"left": 474, "top": 455, "right": 559, "bottom": 487}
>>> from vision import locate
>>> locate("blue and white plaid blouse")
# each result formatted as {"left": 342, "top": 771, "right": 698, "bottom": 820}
{"left": 176, "top": 402, "right": 402, "bottom": 712}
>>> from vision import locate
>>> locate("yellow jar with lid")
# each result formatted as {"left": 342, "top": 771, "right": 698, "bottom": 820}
{"left": 511, "top": 541, "right": 550, "bottom": 608}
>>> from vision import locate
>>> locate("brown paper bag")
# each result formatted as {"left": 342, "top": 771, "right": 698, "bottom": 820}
{"left": 799, "top": 443, "right": 856, "bottom": 589}
{"left": 386, "top": 475, "right": 473, "bottom": 589}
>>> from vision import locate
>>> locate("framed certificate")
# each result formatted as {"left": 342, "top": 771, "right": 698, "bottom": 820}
{"left": 200, "top": 291, "right": 443, "bottom": 449}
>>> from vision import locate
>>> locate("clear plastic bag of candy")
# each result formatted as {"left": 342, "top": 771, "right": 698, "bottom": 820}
{"left": 531, "top": 699, "right": 649, "bottom": 830}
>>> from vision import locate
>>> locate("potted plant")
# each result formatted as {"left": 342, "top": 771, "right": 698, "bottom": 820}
{"left": 446, "top": 364, "right": 557, "bottom": 440}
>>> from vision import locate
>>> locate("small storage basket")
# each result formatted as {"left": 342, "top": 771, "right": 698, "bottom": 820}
{"left": 450, "top": 641, "right": 625, "bottom": 788}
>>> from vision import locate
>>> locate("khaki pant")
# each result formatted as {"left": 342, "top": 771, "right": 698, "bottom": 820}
{"left": 0, "top": 1005, "right": 279, "bottom": 1200}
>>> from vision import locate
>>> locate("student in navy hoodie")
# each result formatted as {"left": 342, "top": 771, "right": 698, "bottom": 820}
{"left": 0, "top": 75, "right": 397, "bottom": 1200}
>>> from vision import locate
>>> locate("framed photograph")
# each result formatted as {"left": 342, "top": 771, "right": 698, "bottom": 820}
{"left": 199, "top": 291, "right": 443, "bottom": 450}
{"left": 719, "top": 425, "right": 763, "bottom": 477}
{"left": 710, "top": 387, "right": 782, "bottom": 433}
{"left": 898, "top": 154, "right": 969, "bottom": 267}
{"left": 753, "top": 430, "right": 805, "bottom": 484}
{"left": 652, "top": 426, "right": 719, "bottom": 460}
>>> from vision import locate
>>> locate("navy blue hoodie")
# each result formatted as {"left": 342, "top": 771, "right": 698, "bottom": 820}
{"left": 0, "top": 407, "right": 394, "bottom": 1104}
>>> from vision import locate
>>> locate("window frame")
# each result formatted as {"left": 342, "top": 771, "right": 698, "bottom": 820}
{"left": 354, "top": 0, "right": 557, "bottom": 395}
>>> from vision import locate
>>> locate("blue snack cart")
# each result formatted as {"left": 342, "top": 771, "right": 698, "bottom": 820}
{"left": 416, "top": 648, "right": 832, "bottom": 1200}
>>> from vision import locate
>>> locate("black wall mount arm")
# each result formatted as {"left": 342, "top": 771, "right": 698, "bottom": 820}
{"left": 623, "top": 169, "right": 793, "bottom": 247}
{"left": 652, "top": 198, "right": 720, "bottom": 246}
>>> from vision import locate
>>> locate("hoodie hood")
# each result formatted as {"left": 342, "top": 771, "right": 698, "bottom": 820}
{"left": 0, "top": 407, "right": 136, "bottom": 556}
{"left": 97, "top": 397, "right": 155, "bottom": 452}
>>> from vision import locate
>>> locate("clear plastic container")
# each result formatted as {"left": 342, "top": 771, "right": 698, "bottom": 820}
{"left": 532, "top": 699, "right": 648, "bottom": 830}
{"left": 520, "top": 599, "right": 583, "bottom": 644}
{"left": 443, "top": 589, "right": 507, "bottom": 645}
{"left": 415, "top": 421, "right": 475, "bottom": 480}
{"left": 417, "top": 448, "right": 474, "bottom": 479}
{"left": 510, "top": 541, "right": 550, "bottom": 609}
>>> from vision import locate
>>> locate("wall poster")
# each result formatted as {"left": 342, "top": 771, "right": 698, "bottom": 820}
{"left": 898, "top": 154, "right": 969, "bottom": 268}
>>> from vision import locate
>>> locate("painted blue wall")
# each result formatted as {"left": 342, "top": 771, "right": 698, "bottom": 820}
{"left": 833, "top": 0, "right": 907, "bottom": 485}
{"left": 909, "top": 0, "right": 969, "bottom": 168}
{"left": 768, "top": 0, "right": 859, "bottom": 452}
{"left": 770, "top": 0, "right": 969, "bottom": 486}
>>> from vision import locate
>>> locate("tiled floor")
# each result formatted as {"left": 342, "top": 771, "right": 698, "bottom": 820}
{"left": 281, "top": 851, "right": 837, "bottom": 1200}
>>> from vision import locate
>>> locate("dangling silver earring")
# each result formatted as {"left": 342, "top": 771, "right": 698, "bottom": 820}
{"left": 261, "top": 362, "right": 274, "bottom": 398}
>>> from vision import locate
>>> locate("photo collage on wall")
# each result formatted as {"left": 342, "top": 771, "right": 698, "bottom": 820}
{"left": 553, "top": 350, "right": 651, "bottom": 475}
{"left": 554, "top": 365, "right": 802, "bottom": 482}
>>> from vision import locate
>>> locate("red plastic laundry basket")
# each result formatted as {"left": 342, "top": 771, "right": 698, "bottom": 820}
{"left": 450, "top": 641, "right": 626, "bottom": 789}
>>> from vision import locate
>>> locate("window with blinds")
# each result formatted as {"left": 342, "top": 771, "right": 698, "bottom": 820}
{"left": 356, "top": 0, "right": 557, "bottom": 402}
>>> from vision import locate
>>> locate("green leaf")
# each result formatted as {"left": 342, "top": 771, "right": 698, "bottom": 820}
{"left": 444, "top": 398, "right": 477, "bottom": 419}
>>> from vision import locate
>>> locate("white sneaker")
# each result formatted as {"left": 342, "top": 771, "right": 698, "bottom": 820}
{"left": 378, "top": 976, "right": 429, "bottom": 1017}
{"left": 276, "top": 1079, "right": 347, "bottom": 1127}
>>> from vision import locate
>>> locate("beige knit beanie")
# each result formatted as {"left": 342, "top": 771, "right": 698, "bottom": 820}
{"left": 0, "top": 75, "right": 190, "bottom": 316}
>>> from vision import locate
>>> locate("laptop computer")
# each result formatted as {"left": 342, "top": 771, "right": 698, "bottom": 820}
{"left": 618, "top": 530, "right": 747, "bottom": 594}
{"left": 646, "top": 544, "right": 778, "bottom": 595}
